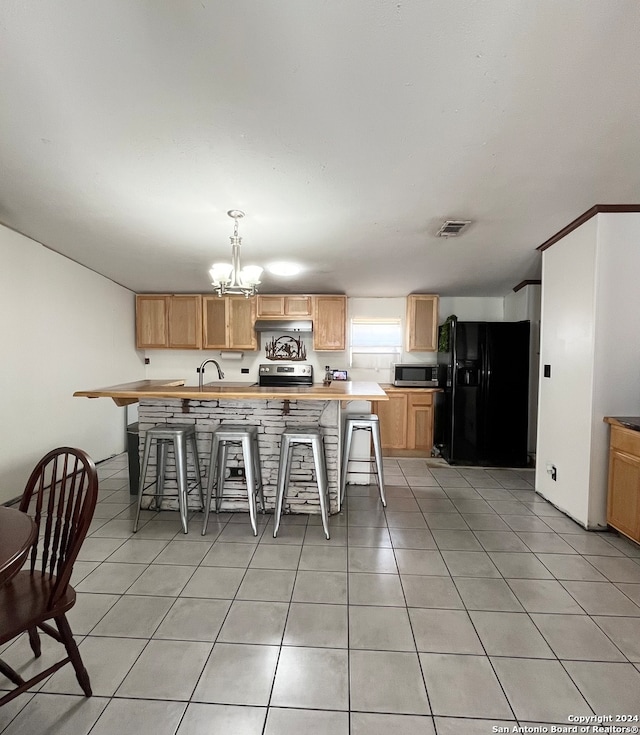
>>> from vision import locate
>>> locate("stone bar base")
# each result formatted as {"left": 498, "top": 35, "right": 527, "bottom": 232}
{"left": 137, "top": 398, "right": 340, "bottom": 515}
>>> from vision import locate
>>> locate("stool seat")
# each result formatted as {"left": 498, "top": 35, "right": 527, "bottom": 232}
{"left": 134, "top": 423, "right": 204, "bottom": 534}
{"left": 202, "top": 424, "right": 264, "bottom": 536}
{"left": 340, "top": 413, "right": 386, "bottom": 511}
{"left": 273, "top": 427, "right": 330, "bottom": 540}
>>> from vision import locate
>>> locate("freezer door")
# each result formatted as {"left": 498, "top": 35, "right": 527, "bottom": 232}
{"left": 482, "top": 322, "right": 530, "bottom": 466}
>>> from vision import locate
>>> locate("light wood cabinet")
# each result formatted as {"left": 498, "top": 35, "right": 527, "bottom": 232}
{"left": 136, "top": 295, "right": 169, "bottom": 349}
{"left": 136, "top": 294, "right": 202, "bottom": 349}
{"left": 373, "top": 392, "right": 408, "bottom": 449}
{"left": 168, "top": 295, "right": 202, "bottom": 349}
{"left": 372, "top": 388, "right": 436, "bottom": 455}
{"left": 607, "top": 423, "right": 640, "bottom": 544}
{"left": 407, "top": 392, "right": 435, "bottom": 452}
{"left": 202, "top": 296, "right": 257, "bottom": 350}
{"left": 406, "top": 294, "right": 439, "bottom": 352}
{"left": 256, "top": 295, "right": 312, "bottom": 318}
{"left": 136, "top": 291, "right": 345, "bottom": 352}
{"left": 313, "top": 295, "right": 346, "bottom": 351}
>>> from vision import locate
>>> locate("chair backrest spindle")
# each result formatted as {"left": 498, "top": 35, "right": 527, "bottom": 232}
{"left": 19, "top": 447, "right": 98, "bottom": 609}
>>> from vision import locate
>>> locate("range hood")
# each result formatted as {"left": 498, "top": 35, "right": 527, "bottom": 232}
{"left": 254, "top": 319, "right": 313, "bottom": 333}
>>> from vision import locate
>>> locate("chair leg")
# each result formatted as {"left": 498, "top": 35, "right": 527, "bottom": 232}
{"left": 174, "top": 435, "right": 189, "bottom": 534}
{"left": 252, "top": 434, "right": 266, "bottom": 513}
{"left": 339, "top": 422, "right": 354, "bottom": 512}
{"left": 134, "top": 433, "right": 154, "bottom": 532}
{"left": 55, "top": 615, "right": 92, "bottom": 697}
{"left": 273, "top": 437, "right": 291, "bottom": 538}
{"left": 312, "top": 437, "right": 331, "bottom": 540}
{"left": 28, "top": 627, "right": 41, "bottom": 658}
{"left": 242, "top": 435, "right": 258, "bottom": 536}
{"left": 216, "top": 442, "right": 228, "bottom": 513}
{"left": 202, "top": 434, "right": 219, "bottom": 535}
{"left": 189, "top": 434, "right": 205, "bottom": 510}
{"left": 371, "top": 423, "right": 387, "bottom": 507}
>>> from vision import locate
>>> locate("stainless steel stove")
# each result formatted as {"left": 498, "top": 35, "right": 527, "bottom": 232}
{"left": 258, "top": 363, "right": 313, "bottom": 387}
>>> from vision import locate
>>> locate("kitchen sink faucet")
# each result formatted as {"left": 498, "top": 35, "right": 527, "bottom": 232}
{"left": 197, "top": 359, "right": 225, "bottom": 389}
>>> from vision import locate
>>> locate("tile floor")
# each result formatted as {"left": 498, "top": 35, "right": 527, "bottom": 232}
{"left": 2, "top": 454, "right": 640, "bottom": 734}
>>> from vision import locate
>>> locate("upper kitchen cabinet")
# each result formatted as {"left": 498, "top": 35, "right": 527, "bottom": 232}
{"left": 136, "top": 294, "right": 202, "bottom": 349}
{"left": 256, "top": 294, "right": 312, "bottom": 318}
{"left": 136, "top": 295, "right": 169, "bottom": 348}
{"left": 406, "top": 294, "right": 439, "bottom": 352}
{"left": 202, "top": 295, "right": 257, "bottom": 351}
{"left": 313, "top": 295, "right": 346, "bottom": 351}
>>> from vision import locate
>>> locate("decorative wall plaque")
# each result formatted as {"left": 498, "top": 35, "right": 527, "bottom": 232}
{"left": 264, "top": 335, "right": 307, "bottom": 361}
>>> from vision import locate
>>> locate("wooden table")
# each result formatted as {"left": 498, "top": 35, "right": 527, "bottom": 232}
{"left": 0, "top": 507, "right": 36, "bottom": 585}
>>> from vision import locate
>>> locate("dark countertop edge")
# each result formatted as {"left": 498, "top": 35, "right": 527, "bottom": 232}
{"left": 604, "top": 416, "right": 640, "bottom": 432}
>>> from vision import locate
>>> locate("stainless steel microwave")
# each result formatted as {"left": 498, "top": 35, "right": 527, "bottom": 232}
{"left": 393, "top": 363, "right": 438, "bottom": 387}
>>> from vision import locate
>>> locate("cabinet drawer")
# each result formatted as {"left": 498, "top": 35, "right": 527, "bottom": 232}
{"left": 610, "top": 425, "right": 640, "bottom": 456}
{"left": 408, "top": 392, "right": 433, "bottom": 406}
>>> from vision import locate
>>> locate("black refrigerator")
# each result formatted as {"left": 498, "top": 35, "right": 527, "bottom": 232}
{"left": 434, "top": 319, "right": 530, "bottom": 467}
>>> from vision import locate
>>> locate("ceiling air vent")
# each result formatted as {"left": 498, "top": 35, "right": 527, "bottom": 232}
{"left": 436, "top": 220, "right": 472, "bottom": 238}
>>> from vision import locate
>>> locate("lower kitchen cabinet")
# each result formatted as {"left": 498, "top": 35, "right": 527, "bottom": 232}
{"left": 373, "top": 392, "right": 408, "bottom": 450}
{"left": 372, "top": 388, "right": 437, "bottom": 456}
{"left": 607, "top": 422, "right": 640, "bottom": 544}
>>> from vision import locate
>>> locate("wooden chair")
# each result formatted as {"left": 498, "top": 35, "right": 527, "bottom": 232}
{"left": 0, "top": 447, "right": 98, "bottom": 706}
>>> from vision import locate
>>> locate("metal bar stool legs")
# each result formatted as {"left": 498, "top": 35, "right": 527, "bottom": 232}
{"left": 273, "top": 428, "right": 330, "bottom": 540}
{"left": 133, "top": 424, "right": 204, "bottom": 534}
{"left": 202, "top": 425, "right": 265, "bottom": 536}
{"left": 340, "top": 414, "right": 387, "bottom": 511}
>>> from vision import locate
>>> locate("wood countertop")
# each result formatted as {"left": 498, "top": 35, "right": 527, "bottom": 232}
{"left": 379, "top": 384, "right": 443, "bottom": 394}
{"left": 74, "top": 379, "right": 389, "bottom": 406}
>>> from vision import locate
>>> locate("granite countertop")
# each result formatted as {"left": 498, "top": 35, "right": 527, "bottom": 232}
{"left": 74, "top": 379, "right": 389, "bottom": 406}
{"left": 604, "top": 416, "right": 640, "bottom": 432}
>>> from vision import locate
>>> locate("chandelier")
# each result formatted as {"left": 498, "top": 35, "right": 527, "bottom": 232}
{"left": 209, "top": 210, "right": 263, "bottom": 297}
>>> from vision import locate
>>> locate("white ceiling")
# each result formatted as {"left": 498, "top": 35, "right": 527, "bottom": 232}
{"left": 2, "top": 1, "right": 640, "bottom": 297}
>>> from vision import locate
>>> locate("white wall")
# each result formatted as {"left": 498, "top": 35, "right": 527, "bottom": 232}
{"left": 0, "top": 225, "right": 144, "bottom": 503}
{"left": 589, "top": 213, "right": 640, "bottom": 524}
{"left": 535, "top": 214, "right": 640, "bottom": 528}
{"left": 536, "top": 218, "right": 597, "bottom": 525}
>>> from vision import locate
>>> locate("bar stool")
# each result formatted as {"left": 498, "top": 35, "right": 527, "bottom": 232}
{"left": 340, "top": 413, "right": 386, "bottom": 511}
{"left": 274, "top": 427, "right": 330, "bottom": 540}
{"left": 202, "top": 425, "right": 265, "bottom": 536}
{"left": 134, "top": 424, "right": 204, "bottom": 534}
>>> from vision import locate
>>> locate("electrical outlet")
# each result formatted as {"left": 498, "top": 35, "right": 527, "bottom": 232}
{"left": 144, "top": 357, "right": 150, "bottom": 365}
{"left": 546, "top": 463, "right": 557, "bottom": 481}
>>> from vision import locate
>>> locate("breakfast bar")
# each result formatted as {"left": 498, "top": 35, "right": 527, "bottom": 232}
{"left": 74, "top": 379, "right": 388, "bottom": 516}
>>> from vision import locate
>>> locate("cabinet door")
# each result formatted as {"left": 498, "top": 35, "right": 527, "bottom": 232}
{"left": 228, "top": 296, "right": 258, "bottom": 350}
{"left": 373, "top": 393, "right": 408, "bottom": 449}
{"left": 256, "top": 295, "right": 285, "bottom": 317}
{"left": 408, "top": 393, "right": 434, "bottom": 452}
{"left": 313, "top": 295, "right": 346, "bottom": 351}
{"left": 168, "top": 295, "right": 202, "bottom": 349}
{"left": 136, "top": 295, "right": 169, "bottom": 348}
{"left": 607, "top": 447, "right": 640, "bottom": 543}
{"left": 406, "top": 294, "right": 439, "bottom": 352}
{"left": 285, "top": 296, "right": 312, "bottom": 316}
{"left": 202, "top": 296, "right": 229, "bottom": 349}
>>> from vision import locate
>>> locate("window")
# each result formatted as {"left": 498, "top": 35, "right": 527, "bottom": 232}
{"left": 350, "top": 318, "right": 402, "bottom": 370}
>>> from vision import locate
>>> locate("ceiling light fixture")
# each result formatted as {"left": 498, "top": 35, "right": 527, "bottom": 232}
{"left": 267, "top": 262, "right": 302, "bottom": 276}
{"left": 209, "top": 210, "right": 263, "bottom": 297}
